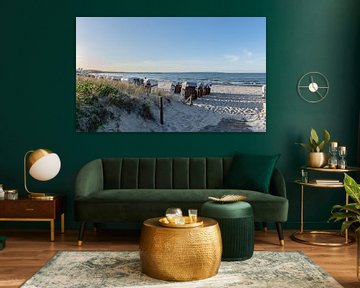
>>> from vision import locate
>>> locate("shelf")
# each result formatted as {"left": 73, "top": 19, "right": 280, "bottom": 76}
{"left": 301, "top": 166, "right": 360, "bottom": 173}
{"left": 294, "top": 179, "right": 344, "bottom": 188}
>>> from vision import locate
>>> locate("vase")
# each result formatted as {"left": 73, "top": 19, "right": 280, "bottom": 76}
{"left": 308, "top": 152, "right": 328, "bottom": 168}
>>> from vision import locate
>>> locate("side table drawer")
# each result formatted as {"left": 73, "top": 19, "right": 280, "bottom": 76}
{"left": 2, "top": 201, "right": 55, "bottom": 218}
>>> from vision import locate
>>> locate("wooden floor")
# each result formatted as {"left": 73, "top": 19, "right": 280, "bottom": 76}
{"left": 0, "top": 228, "right": 358, "bottom": 288}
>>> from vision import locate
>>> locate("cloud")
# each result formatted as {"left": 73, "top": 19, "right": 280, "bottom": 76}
{"left": 224, "top": 54, "right": 240, "bottom": 63}
{"left": 243, "top": 49, "right": 253, "bottom": 57}
{"left": 224, "top": 49, "right": 253, "bottom": 63}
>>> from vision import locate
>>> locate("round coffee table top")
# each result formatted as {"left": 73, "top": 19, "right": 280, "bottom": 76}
{"left": 143, "top": 217, "right": 217, "bottom": 229}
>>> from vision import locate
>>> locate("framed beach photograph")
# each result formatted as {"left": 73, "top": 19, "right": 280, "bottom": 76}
{"left": 76, "top": 17, "right": 266, "bottom": 132}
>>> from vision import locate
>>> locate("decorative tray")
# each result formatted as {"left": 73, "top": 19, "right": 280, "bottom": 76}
{"left": 159, "top": 216, "right": 204, "bottom": 228}
{"left": 208, "top": 194, "right": 246, "bottom": 203}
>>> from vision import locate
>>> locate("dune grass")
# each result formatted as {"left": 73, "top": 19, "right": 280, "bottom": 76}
{"left": 76, "top": 77, "right": 156, "bottom": 132}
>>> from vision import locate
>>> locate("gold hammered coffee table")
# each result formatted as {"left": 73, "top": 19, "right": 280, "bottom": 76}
{"left": 139, "top": 217, "right": 222, "bottom": 281}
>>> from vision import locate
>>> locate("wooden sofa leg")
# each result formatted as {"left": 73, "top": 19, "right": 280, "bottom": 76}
{"left": 276, "top": 222, "right": 285, "bottom": 246}
{"left": 262, "top": 222, "right": 268, "bottom": 232}
{"left": 78, "top": 222, "right": 86, "bottom": 246}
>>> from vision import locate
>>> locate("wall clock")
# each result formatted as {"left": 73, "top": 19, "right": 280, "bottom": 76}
{"left": 297, "top": 72, "right": 329, "bottom": 103}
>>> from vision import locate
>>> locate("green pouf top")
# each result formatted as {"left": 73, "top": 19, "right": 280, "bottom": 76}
{"left": 201, "top": 201, "right": 253, "bottom": 218}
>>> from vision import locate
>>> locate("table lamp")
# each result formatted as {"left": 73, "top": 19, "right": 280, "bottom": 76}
{"left": 24, "top": 148, "right": 61, "bottom": 199}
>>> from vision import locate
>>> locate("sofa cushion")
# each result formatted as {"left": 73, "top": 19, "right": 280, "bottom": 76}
{"left": 223, "top": 153, "right": 280, "bottom": 193}
{"left": 75, "top": 188, "right": 288, "bottom": 222}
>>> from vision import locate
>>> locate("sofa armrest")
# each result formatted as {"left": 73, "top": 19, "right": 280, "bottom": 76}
{"left": 269, "top": 168, "right": 287, "bottom": 198}
{"left": 75, "top": 159, "right": 104, "bottom": 199}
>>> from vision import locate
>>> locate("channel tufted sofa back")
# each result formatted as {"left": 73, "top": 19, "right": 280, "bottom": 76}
{"left": 102, "top": 157, "right": 233, "bottom": 190}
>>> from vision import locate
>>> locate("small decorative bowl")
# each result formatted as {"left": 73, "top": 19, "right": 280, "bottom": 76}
{"left": 208, "top": 194, "right": 246, "bottom": 203}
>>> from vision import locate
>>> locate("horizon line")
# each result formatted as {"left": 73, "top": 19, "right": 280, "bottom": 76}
{"left": 78, "top": 69, "right": 266, "bottom": 74}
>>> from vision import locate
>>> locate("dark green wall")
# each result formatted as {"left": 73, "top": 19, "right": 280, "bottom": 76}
{"left": 1, "top": 0, "right": 359, "bottom": 230}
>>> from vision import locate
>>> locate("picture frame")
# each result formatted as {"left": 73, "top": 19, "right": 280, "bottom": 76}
{"left": 76, "top": 17, "right": 266, "bottom": 133}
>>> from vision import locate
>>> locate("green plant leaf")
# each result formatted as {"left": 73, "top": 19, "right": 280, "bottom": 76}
{"left": 323, "top": 129, "right": 330, "bottom": 144}
{"left": 295, "top": 142, "right": 312, "bottom": 152}
{"left": 329, "top": 175, "right": 360, "bottom": 232}
{"left": 308, "top": 137, "right": 317, "bottom": 152}
{"left": 310, "top": 128, "right": 319, "bottom": 144}
{"left": 331, "top": 203, "right": 360, "bottom": 215}
{"left": 344, "top": 173, "right": 360, "bottom": 204}
{"left": 329, "top": 211, "right": 357, "bottom": 221}
{"left": 296, "top": 128, "right": 331, "bottom": 153}
{"left": 317, "top": 140, "right": 325, "bottom": 152}
{"left": 341, "top": 220, "right": 358, "bottom": 234}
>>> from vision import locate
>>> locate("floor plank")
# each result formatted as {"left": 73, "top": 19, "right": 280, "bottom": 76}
{"left": 0, "top": 229, "right": 357, "bottom": 287}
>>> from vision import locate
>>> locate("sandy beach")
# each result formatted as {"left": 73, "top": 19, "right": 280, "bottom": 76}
{"left": 97, "top": 83, "right": 266, "bottom": 132}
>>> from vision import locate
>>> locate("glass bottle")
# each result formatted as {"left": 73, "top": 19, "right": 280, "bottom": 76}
{"left": 337, "top": 146, "right": 347, "bottom": 169}
{"left": 328, "top": 142, "right": 338, "bottom": 169}
{"left": 0, "top": 184, "right": 4, "bottom": 199}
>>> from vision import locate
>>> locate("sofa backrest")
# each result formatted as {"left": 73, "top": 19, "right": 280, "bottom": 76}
{"left": 102, "top": 157, "right": 233, "bottom": 189}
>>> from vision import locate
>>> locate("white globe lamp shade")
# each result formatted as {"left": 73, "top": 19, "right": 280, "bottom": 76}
{"left": 28, "top": 150, "right": 61, "bottom": 181}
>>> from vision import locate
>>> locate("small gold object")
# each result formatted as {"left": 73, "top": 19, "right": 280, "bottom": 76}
{"left": 77, "top": 240, "right": 83, "bottom": 246}
{"left": 308, "top": 152, "right": 328, "bottom": 168}
{"left": 208, "top": 194, "right": 246, "bottom": 203}
{"left": 159, "top": 216, "right": 203, "bottom": 228}
{"left": 280, "top": 240, "right": 285, "bottom": 246}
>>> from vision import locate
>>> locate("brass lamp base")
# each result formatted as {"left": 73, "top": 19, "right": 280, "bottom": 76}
{"left": 28, "top": 193, "right": 55, "bottom": 200}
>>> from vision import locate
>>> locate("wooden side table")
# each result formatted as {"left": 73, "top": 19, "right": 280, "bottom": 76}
{"left": 0, "top": 195, "right": 66, "bottom": 241}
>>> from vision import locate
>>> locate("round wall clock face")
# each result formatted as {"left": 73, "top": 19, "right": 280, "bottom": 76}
{"left": 297, "top": 72, "right": 329, "bottom": 103}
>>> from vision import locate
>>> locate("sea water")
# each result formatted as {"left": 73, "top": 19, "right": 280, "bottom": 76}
{"left": 89, "top": 72, "right": 266, "bottom": 86}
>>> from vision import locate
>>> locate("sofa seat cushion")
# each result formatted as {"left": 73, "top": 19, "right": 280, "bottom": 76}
{"left": 75, "top": 189, "right": 288, "bottom": 222}
{"left": 77, "top": 189, "right": 280, "bottom": 202}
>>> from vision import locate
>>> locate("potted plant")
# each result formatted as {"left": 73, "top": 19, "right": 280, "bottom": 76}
{"left": 296, "top": 128, "right": 330, "bottom": 167}
{"left": 329, "top": 173, "right": 360, "bottom": 279}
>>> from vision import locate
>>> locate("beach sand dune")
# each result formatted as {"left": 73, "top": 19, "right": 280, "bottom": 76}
{"left": 98, "top": 84, "right": 266, "bottom": 132}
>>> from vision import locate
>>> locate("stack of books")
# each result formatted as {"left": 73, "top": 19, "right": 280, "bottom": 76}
{"left": 314, "top": 179, "right": 341, "bottom": 185}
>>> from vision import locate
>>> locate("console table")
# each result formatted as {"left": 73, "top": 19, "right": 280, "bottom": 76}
{"left": 291, "top": 166, "right": 359, "bottom": 246}
{"left": 0, "top": 195, "right": 66, "bottom": 241}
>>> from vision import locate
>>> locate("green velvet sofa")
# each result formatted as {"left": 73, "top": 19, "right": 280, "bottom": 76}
{"left": 74, "top": 157, "right": 288, "bottom": 245}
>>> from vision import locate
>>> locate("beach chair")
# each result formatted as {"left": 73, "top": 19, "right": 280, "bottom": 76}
{"left": 181, "top": 82, "right": 197, "bottom": 101}
{"left": 203, "top": 83, "right": 211, "bottom": 95}
{"left": 174, "top": 82, "right": 181, "bottom": 94}
{"left": 196, "top": 82, "right": 204, "bottom": 98}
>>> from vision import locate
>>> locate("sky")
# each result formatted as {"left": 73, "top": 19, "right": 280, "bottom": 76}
{"left": 76, "top": 17, "right": 266, "bottom": 73}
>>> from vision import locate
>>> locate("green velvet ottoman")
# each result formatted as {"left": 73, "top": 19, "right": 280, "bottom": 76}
{"left": 201, "top": 201, "right": 254, "bottom": 261}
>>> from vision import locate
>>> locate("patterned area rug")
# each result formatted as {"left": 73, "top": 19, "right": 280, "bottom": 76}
{"left": 21, "top": 251, "right": 342, "bottom": 288}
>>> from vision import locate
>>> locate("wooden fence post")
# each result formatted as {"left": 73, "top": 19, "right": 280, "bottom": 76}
{"left": 160, "top": 96, "right": 164, "bottom": 125}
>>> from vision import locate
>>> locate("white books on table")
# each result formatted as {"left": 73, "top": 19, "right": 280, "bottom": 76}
{"left": 314, "top": 179, "right": 341, "bottom": 185}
